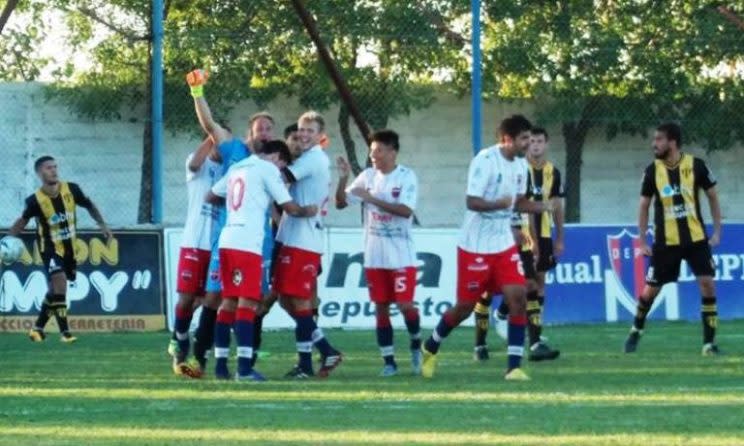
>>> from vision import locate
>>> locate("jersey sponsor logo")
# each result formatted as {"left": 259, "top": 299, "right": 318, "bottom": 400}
{"left": 661, "top": 184, "right": 681, "bottom": 198}
{"left": 49, "top": 211, "right": 76, "bottom": 225}
{"left": 467, "top": 281, "right": 479, "bottom": 291}
{"left": 180, "top": 270, "right": 193, "bottom": 281}
{"left": 371, "top": 211, "right": 394, "bottom": 223}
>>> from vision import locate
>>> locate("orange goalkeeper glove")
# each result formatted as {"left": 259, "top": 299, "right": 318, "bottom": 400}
{"left": 186, "top": 69, "right": 209, "bottom": 98}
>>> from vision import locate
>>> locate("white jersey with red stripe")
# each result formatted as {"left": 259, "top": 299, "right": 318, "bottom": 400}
{"left": 346, "top": 165, "right": 418, "bottom": 268}
{"left": 458, "top": 145, "right": 528, "bottom": 254}
{"left": 276, "top": 145, "right": 330, "bottom": 254}
{"left": 181, "top": 153, "right": 221, "bottom": 250}
{"left": 211, "top": 156, "right": 292, "bottom": 255}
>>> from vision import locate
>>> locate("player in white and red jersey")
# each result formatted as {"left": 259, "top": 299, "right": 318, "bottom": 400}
{"left": 335, "top": 129, "right": 423, "bottom": 377}
{"left": 420, "top": 115, "right": 553, "bottom": 381}
{"left": 207, "top": 140, "right": 317, "bottom": 381}
{"left": 170, "top": 137, "right": 221, "bottom": 376}
{"left": 274, "top": 111, "right": 343, "bottom": 379}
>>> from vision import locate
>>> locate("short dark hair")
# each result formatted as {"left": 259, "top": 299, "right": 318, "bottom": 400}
{"left": 284, "top": 123, "right": 298, "bottom": 139}
{"left": 370, "top": 129, "right": 400, "bottom": 151}
{"left": 531, "top": 127, "right": 549, "bottom": 141}
{"left": 498, "top": 114, "right": 532, "bottom": 139}
{"left": 657, "top": 122, "right": 682, "bottom": 147}
{"left": 34, "top": 156, "right": 55, "bottom": 172}
{"left": 261, "top": 140, "right": 292, "bottom": 164}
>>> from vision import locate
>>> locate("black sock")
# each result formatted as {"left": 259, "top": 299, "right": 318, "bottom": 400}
{"left": 701, "top": 296, "right": 717, "bottom": 344}
{"left": 34, "top": 302, "right": 52, "bottom": 331}
{"left": 474, "top": 296, "right": 491, "bottom": 347}
{"left": 252, "top": 314, "right": 264, "bottom": 367}
{"left": 193, "top": 307, "right": 217, "bottom": 365}
{"left": 497, "top": 299, "right": 509, "bottom": 317}
{"left": 526, "top": 291, "right": 541, "bottom": 346}
{"left": 633, "top": 297, "right": 653, "bottom": 331}
{"left": 54, "top": 307, "right": 70, "bottom": 334}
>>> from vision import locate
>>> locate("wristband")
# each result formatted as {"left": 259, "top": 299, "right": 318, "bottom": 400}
{"left": 190, "top": 85, "right": 204, "bottom": 98}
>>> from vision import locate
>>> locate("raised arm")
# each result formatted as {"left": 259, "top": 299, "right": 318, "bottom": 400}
{"left": 186, "top": 69, "right": 231, "bottom": 146}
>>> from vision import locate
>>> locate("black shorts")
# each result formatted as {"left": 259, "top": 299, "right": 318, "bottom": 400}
{"left": 536, "top": 237, "right": 557, "bottom": 272}
{"left": 519, "top": 249, "right": 537, "bottom": 280}
{"left": 646, "top": 241, "right": 715, "bottom": 286}
{"left": 42, "top": 251, "right": 77, "bottom": 281}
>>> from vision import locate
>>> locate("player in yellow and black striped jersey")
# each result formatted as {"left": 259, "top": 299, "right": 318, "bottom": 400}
{"left": 8, "top": 156, "right": 112, "bottom": 344}
{"left": 624, "top": 123, "right": 723, "bottom": 356}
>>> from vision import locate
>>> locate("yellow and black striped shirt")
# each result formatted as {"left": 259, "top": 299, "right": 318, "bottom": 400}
{"left": 527, "top": 161, "right": 563, "bottom": 239}
{"left": 21, "top": 182, "right": 92, "bottom": 259}
{"left": 641, "top": 154, "right": 716, "bottom": 247}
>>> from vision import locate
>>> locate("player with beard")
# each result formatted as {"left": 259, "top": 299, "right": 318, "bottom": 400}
{"left": 171, "top": 69, "right": 276, "bottom": 376}
{"left": 624, "top": 123, "right": 722, "bottom": 355}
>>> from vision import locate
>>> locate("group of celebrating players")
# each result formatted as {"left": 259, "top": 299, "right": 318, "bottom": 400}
{"left": 168, "top": 68, "right": 570, "bottom": 382}
{"left": 7, "top": 67, "right": 722, "bottom": 382}
{"left": 166, "top": 69, "right": 724, "bottom": 382}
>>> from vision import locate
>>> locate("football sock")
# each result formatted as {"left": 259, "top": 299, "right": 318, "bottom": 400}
{"left": 633, "top": 297, "right": 653, "bottom": 331}
{"left": 403, "top": 308, "right": 422, "bottom": 351}
{"left": 424, "top": 313, "right": 456, "bottom": 354}
{"left": 526, "top": 290, "right": 542, "bottom": 346}
{"left": 252, "top": 313, "right": 264, "bottom": 367}
{"left": 234, "top": 307, "right": 256, "bottom": 376}
{"left": 193, "top": 307, "right": 217, "bottom": 366}
{"left": 34, "top": 294, "right": 53, "bottom": 331}
{"left": 474, "top": 298, "right": 490, "bottom": 347}
{"left": 497, "top": 299, "right": 509, "bottom": 317}
{"left": 701, "top": 296, "right": 718, "bottom": 344}
{"left": 214, "top": 308, "right": 235, "bottom": 377}
{"left": 294, "top": 310, "right": 315, "bottom": 373}
{"left": 507, "top": 315, "right": 527, "bottom": 370}
{"left": 174, "top": 304, "right": 193, "bottom": 358}
{"left": 376, "top": 312, "right": 395, "bottom": 367}
{"left": 50, "top": 294, "right": 70, "bottom": 335}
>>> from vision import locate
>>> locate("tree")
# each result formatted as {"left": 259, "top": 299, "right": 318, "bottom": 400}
{"left": 33, "top": 0, "right": 470, "bottom": 224}
{"left": 482, "top": 1, "right": 744, "bottom": 221}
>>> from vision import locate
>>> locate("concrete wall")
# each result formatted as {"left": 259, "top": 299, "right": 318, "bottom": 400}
{"left": 1, "top": 82, "right": 742, "bottom": 228}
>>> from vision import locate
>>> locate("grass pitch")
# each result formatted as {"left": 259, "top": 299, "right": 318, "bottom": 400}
{"left": 1, "top": 321, "right": 743, "bottom": 445}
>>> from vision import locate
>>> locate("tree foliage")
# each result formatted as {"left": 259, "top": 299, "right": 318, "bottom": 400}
{"left": 483, "top": 0, "right": 744, "bottom": 221}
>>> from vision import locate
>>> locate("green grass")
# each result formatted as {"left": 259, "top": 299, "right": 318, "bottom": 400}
{"left": 1, "top": 321, "right": 744, "bottom": 445}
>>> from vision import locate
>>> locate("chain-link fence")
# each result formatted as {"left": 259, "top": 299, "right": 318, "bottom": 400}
{"left": 2, "top": 1, "right": 744, "bottom": 230}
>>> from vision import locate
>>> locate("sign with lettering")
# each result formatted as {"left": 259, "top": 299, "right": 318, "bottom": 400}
{"left": 1, "top": 231, "right": 164, "bottom": 332}
{"left": 163, "top": 225, "right": 744, "bottom": 329}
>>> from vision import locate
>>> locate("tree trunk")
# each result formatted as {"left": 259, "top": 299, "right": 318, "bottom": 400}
{"left": 338, "top": 105, "right": 363, "bottom": 175}
{"left": 0, "top": 0, "right": 19, "bottom": 34}
{"left": 561, "top": 99, "right": 601, "bottom": 222}
{"left": 562, "top": 122, "right": 584, "bottom": 222}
